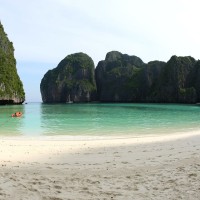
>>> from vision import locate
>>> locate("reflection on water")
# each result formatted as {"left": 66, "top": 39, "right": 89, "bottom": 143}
{"left": 40, "top": 104, "right": 109, "bottom": 135}
{"left": 1, "top": 103, "right": 200, "bottom": 137}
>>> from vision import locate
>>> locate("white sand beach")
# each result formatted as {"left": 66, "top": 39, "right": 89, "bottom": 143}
{"left": 0, "top": 132, "right": 200, "bottom": 200}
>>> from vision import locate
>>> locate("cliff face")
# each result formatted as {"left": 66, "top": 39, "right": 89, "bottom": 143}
{"left": 41, "top": 50, "right": 200, "bottom": 104}
{"left": 95, "top": 51, "right": 166, "bottom": 102}
{"left": 95, "top": 51, "right": 199, "bottom": 103}
{"left": 192, "top": 61, "right": 200, "bottom": 102}
{"left": 95, "top": 51, "right": 145, "bottom": 102}
{"left": 138, "top": 60, "right": 166, "bottom": 102}
{"left": 0, "top": 22, "right": 25, "bottom": 104}
{"left": 157, "top": 56, "right": 197, "bottom": 103}
{"left": 40, "top": 53, "right": 96, "bottom": 103}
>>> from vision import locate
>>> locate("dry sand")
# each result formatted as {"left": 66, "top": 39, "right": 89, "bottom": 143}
{"left": 0, "top": 132, "right": 200, "bottom": 200}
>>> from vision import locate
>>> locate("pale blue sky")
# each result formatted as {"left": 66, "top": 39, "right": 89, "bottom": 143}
{"left": 0, "top": 0, "right": 200, "bottom": 102}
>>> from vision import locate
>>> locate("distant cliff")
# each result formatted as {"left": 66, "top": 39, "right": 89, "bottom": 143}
{"left": 155, "top": 56, "right": 197, "bottom": 103}
{"left": 95, "top": 51, "right": 145, "bottom": 102}
{"left": 40, "top": 53, "right": 96, "bottom": 103}
{"left": 0, "top": 21, "right": 25, "bottom": 104}
{"left": 41, "top": 50, "right": 200, "bottom": 104}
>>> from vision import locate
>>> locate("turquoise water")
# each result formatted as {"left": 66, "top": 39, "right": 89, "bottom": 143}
{"left": 0, "top": 103, "right": 200, "bottom": 137}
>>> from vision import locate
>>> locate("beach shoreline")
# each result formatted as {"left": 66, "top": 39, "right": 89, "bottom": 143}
{"left": 0, "top": 131, "right": 200, "bottom": 199}
{"left": 1, "top": 128, "right": 200, "bottom": 141}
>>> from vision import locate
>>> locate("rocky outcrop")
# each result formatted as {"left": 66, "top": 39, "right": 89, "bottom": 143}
{"left": 40, "top": 53, "right": 96, "bottom": 103}
{"left": 0, "top": 21, "right": 25, "bottom": 104}
{"left": 95, "top": 51, "right": 145, "bottom": 102}
{"left": 95, "top": 51, "right": 166, "bottom": 102}
{"left": 157, "top": 56, "right": 197, "bottom": 103}
{"left": 95, "top": 51, "right": 200, "bottom": 103}
{"left": 41, "top": 50, "right": 200, "bottom": 104}
{"left": 138, "top": 60, "right": 166, "bottom": 102}
{"left": 192, "top": 61, "right": 200, "bottom": 102}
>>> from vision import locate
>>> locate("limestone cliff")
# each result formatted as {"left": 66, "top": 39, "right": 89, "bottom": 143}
{"left": 41, "top": 50, "right": 200, "bottom": 104}
{"left": 40, "top": 53, "right": 96, "bottom": 103}
{"left": 0, "top": 21, "right": 25, "bottom": 104}
{"left": 95, "top": 51, "right": 199, "bottom": 103}
{"left": 157, "top": 56, "right": 197, "bottom": 103}
{"left": 95, "top": 51, "right": 145, "bottom": 102}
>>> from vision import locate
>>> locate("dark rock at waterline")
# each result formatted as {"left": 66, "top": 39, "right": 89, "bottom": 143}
{"left": 0, "top": 21, "right": 25, "bottom": 104}
{"left": 40, "top": 53, "right": 97, "bottom": 103}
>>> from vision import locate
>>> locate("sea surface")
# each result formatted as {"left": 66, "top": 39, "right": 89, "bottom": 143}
{"left": 0, "top": 103, "right": 200, "bottom": 138}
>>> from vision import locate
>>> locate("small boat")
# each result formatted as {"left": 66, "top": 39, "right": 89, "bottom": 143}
{"left": 12, "top": 112, "right": 23, "bottom": 117}
{"left": 67, "top": 100, "right": 73, "bottom": 104}
{"left": 66, "top": 94, "right": 73, "bottom": 104}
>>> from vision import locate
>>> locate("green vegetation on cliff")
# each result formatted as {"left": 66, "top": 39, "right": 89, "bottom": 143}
{"left": 95, "top": 51, "right": 145, "bottom": 102}
{"left": 41, "top": 50, "right": 200, "bottom": 104}
{"left": 0, "top": 21, "right": 25, "bottom": 104}
{"left": 95, "top": 51, "right": 200, "bottom": 103}
{"left": 40, "top": 53, "right": 96, "bottom": 103}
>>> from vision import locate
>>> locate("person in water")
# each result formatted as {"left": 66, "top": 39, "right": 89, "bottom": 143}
{"left": 12, "top": 112, "right": 22, "bottom": 117}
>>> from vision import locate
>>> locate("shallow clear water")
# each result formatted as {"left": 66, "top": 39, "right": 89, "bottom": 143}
{"left": 0, "top": 103, "right": 200, "bottom": 137}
